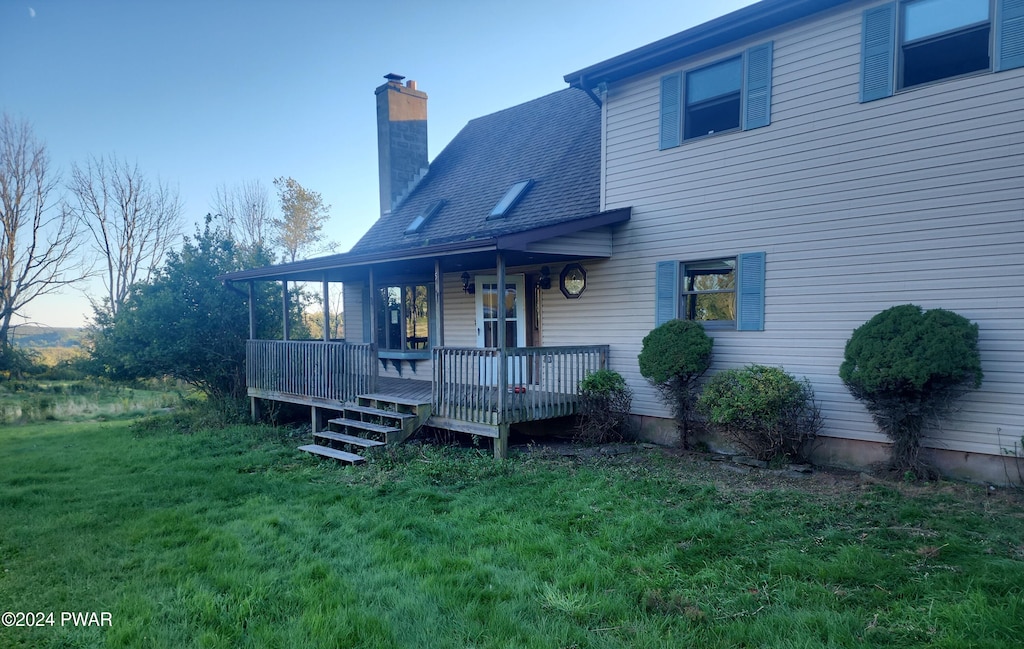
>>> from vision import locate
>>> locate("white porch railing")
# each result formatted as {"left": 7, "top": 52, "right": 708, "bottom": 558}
{"left": 246, "top": 340, "right": 378, "bottom": 405}
{"left": 431, "top": 345, "right": 609, "bottom": 425}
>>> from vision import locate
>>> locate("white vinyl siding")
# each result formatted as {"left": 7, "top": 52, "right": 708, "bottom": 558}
{"left": 589, "top": 0, "right": 1024, "bottom": 459}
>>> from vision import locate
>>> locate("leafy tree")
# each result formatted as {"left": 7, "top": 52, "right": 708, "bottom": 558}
{"left": 0, "top": 113, "right": 85, "bottom": 361}
{"left": 839, "top": 304, "right": 982, "bottom": 476}
{"left": 272, "top": 176, "right": 332, "bottom": 263}
{"left": 638, "top": 319, "right": 713, "bottom": 446}
{"left": 67, "top": 154, "right": 183, "bottom": 317}
{"left": 90, "top": 216, "right": 279, "bottom": 400}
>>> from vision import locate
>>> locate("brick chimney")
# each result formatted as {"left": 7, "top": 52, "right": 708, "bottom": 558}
{"left": 376, "top": 73, "right": 428, "bottom": 216}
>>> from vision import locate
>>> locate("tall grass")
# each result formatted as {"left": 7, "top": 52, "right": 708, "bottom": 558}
{"left": 0, "top": 412, "right": 1022, "bottom": 648}
{"left": 0, "top": 380, "right": 180, "bottom": 425}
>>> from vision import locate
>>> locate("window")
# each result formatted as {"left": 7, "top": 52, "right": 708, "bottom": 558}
{"left": 375, "top": 283, "right": 433, "bottom": 351}
{"left": 901, "top": 0, "right": 991, "bottom": 89}
{"left": 659, "top": 42, "right": 774, "bottom": 149}
{"left": 404, "top": 200, "right": 444, "bottom": 235}
{"left": 684, "top": 58, "right": 743, "bottom": 140}
{"left": 489, "top": 180, "right": 533, "bottom": 218}
{"left": 681, "top": 259, "right": 736, "bottom": 323}
{"left": 860, "top": 0, "right": 1024, "bottom": 102}
{"left": 655, "top": 252, "right": 765, "bottom": 331}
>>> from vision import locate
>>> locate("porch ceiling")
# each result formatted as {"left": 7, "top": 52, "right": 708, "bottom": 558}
{"left": 220, "top": 207, "right": 630, "bottom": 284}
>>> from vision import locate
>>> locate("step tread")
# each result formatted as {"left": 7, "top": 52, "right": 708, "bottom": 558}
{"left": 357, "top": 393, "right": 431, "bottom": 407}
{"left": 298, "top": 444, "right": 365, "bottom": 464}
{"left": 328, "top": 417, "right": 402, "bottom": 435}
{"left": 314, "top": 430, "right": 386, "bottom": 448}
{"left": 343, "top": 404, "right": 416, "bottom": 421}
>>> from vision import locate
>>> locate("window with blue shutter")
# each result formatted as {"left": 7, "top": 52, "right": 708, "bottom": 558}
{"left": 654, "top": 261, "right": 680, "bottom": 326}
{"left": 860, "top": 3, "right": 896, "bottom": 102}
{"left": 743, "top": 42, "right": 774, "bottom": 130}
{"left": 862, "top": 0, "right": 1017, "bottom": 100}
{"left": 659, "top": 73, "right": 682, "bottom": 150}
{"left": 736, "top": 252, "right": 766, "bottom": 332}
{"left": 996, "top": 0, "right": 1024, "bottom": 71}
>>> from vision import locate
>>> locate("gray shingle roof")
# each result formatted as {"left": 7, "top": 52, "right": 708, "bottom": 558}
{"left": 351, "top": 87, "right": 600, "bottom": 254}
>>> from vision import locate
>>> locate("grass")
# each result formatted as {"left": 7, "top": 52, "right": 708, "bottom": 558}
{"left": 0, "top": 380, "right": 180, "bottom": 426}
{"left": 0, "top": 406, "right": 1023, "bottom": 648}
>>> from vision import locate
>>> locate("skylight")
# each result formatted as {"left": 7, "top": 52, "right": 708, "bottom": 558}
{"left": 405, "top": 200, "right": 444, "bottom": 235}
{"left": 489, "top": 180, "right": 533, "bottom": 219}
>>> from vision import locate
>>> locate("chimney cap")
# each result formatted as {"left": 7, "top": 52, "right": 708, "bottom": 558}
{"left": 384, "top": 73, "right": 406, "bottom": 82}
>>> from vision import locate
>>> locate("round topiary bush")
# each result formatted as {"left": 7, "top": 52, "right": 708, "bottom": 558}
{"left": 697, "top": 364, "right": 822, "bottom": 462}
{"left": 839, "top": 304, "right": 982, "bottom": 475}
{"left": 575, "top": 368, "right": 633, "bottom": 444}
{"left": 638, "top": 319, "right": 713, "bottom": 446}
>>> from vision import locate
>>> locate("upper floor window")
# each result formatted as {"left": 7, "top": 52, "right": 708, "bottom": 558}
{"left": 901, "top": 0, "right": 991, "bottom": 89}
{"left": 659, "top": 42, "right": 774, "bottom": 150}
{"left": 685, "top": 57, "right": 743, "bottom": 140}
{"left": 861, "top": 0, "right": 1024, "bottom": 103}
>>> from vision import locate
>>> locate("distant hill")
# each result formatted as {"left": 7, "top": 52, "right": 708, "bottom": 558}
{"left": 10, "top": 326, "right": 86, "bottom": 349}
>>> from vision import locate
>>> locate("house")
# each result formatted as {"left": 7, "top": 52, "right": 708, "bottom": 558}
{"left": 223, "top": 75, "right": 629, "bottom": 460}
{"left": 225, "top": 0, "right": 1024, "bottom": 483}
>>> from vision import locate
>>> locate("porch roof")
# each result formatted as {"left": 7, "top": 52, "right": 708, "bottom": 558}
{"left": 219, "top": 207, "right": 631, "bottom": 284}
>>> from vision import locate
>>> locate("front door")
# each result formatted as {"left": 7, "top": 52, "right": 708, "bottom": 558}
{"left": 475, "top": 274, "right": 526, "bottom": 385}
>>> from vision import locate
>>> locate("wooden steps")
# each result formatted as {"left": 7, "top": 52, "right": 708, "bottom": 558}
{"left": 298, "top": 444, "right": 366, "bottom": 464}
{"left": 298, "top": 391, "right": 432, "bottom": 465}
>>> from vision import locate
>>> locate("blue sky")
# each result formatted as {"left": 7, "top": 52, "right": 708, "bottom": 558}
{"left": 2, "top": 0, "right": 756, "bottom": 328}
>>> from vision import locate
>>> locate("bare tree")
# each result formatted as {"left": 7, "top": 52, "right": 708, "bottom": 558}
{"left": 272, "top": 176, "right": 332, "bottom": 263}
{"left": 67, "top": 155, "right": 183, "bottom": 317}
{"left": 0, "top": 113, "right": 84, "bottom": 351}
{"left": 211, "top": 179, "right": 273, "bottom": 251}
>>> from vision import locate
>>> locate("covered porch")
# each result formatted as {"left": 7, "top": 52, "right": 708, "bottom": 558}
{"left": 224, "top": 208, "right": 629, "bottom": 458}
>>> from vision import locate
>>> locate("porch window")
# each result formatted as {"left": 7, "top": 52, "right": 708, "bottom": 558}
{"left": 375, "top": 283, "right": 433, "bottom": 351}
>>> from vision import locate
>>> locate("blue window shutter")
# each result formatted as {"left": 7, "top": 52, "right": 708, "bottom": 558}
{"left": 736, "top": 252, "right": 765, "bottom": 332}
{"left": 743, "top": 42, "right": 773, "bottom": 130}
{"left": 654, "top": 261, "right": 679, "bottom": 326}
{"left": 659, "top": 73, "right": 682, "bottom": 150}
{"left": 860, "top": 3, "right": 896, "bottom": 102}
{"left": 996, "top": 0, "right": 1024, "bottom": 71}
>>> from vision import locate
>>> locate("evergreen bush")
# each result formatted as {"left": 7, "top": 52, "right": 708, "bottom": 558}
{"left": 839, "top": 304, "right": 982, "bottom": 476}
{"left": 697, "top": 364, "right": 822, "bottom": 462}
{"left": 575, "top": 369, "right": 633, "bottom": 444}
{"left": 638, "top": 320, "right": 713, "bottom": 446}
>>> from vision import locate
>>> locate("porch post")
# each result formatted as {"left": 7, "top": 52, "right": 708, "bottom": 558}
{"left": 434, "top": 258, "right": 444, "bottom": 346}
{"left": 248, "top": 280, "right": 259, "bottom": 422}
{"left": 247, "top": 281, "right": 256, "bottom": 340}
{"left": 282, "top": 280, "right": 291, "bottom": 341}
{"left": 367, "top": 266, "right": 376, "bottom": 346}
{"left": 322, "top": 273, "right": 330, "bottom": 342}
{"left": 495, "top": 251, "right": 508, "bottom": 459}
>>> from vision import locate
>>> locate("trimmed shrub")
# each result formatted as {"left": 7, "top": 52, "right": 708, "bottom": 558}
{"left": 575, "top": 369, "right": 633, "bottom": 444}
{"left": 638, "top": 320, "right": 713, "bottom": 446}
{"left": 839, "top": 304, "right": 982, "bottom": 476}
{"left": 698, "top": 365, "right": 822, "bottom": 462}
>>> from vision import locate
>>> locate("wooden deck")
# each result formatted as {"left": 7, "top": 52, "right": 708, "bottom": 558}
{"left": 247, "top": 341, "right": 610, "bottom": 455}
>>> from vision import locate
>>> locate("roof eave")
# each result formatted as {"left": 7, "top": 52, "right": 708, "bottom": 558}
{"left": 564, "top": 0, "right": 848, "bottom": 89}
{"left": 219, "top": 207, "right": 632, "bottom": 283}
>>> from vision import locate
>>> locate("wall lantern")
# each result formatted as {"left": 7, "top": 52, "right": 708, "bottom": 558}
{"left": 559, "top": 263, "right": 586, "bottom": 299}
{"left": 461, "top": 271, "right": 475, "bottom": 294}
{"left": 538, "top": 266, "right": 552, "bottom": 290}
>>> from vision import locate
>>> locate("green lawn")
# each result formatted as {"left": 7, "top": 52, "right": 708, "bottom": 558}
{"left": 1, "top": 413, "right": 1022, "bottom": 648}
